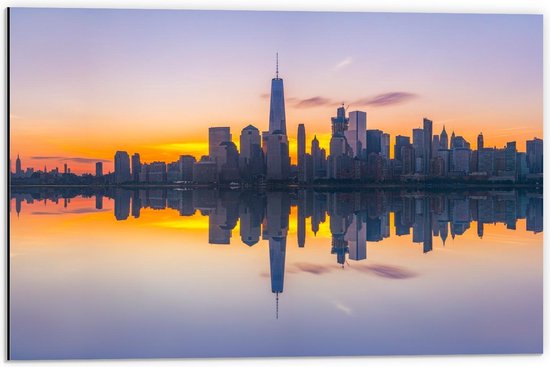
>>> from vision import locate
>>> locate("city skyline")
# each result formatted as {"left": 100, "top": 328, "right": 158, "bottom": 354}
{"left": 9, "top": 8, "right": 542, "bottom": 174}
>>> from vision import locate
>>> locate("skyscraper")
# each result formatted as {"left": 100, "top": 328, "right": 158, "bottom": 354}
{"left": 381, "top": 133, "right": 390, "bottom": 159}
{"left": 477, "top": 132, "right": 484, "bottom": 150}
{"left": 219, "top": 141, "right": 240, "bottom": 182}
{"left": 114, "top": 151, "right": 131, "bottom": 184}
{"left": 366, "top": 129, "right": 382, "bottom": 156}
{"left": 131, "top": 153, "right": 141, "bottom": 182}
{"left": 412, "top": 128, "right": 424, "bottom": 173}
{"left": 311, "top": 135, "right": 325, "bottom": 179}
{"left": 239, "top": 125, "right": 263, "bottom": 179}
{"left": 297, "top": 123, "right": 306, "bottom": 182}
{"left": 209, "top": 127, "right": 232, "bottom": 174}
{"left": 331, "top": 105, "right": 349, "bottom": 136}
{"left": 268, "top": 54, "right": 286, "bottom": 135}
{"left": 394, "top": 135, "right": 410, "bottom": 161}
{"left": 440, "top": 125, "right": 449, "bottom": 150}
{"left": 526, "top": 138, "right": 543, "bottom": 174}
{"left": 15, "top": 154, "right": 22, "bottom": 177}
{"left": 345, "top": 110, "right": 367, "bottom": 158}
{"left": 263, "top": 54, "right": 290, "bottom": 180}
{"left": 423, "top": 118, "right": 433, "bottom": 174}
{"left": 95, "top": 162, "right": 103, "bottom": 177}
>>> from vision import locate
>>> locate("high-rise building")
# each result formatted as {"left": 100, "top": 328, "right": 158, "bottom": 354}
{"left": 15, "top": 154, "right": 22, "bottom": 177}
{"left": 219, "top": 141, "right": 240, "bottom": 182}
{"left": 478, "top": 148, "right": 495, "bottom": 175}
{"left": 477, "top": 132, "right": 484, "bottom": 150}
{"left": 166, "top": 162, "right": 181, "bottom": 182}
{"left": 344, "top": 111, "right": 366, "bottom": 158}
{"left": 95, "top": 162, "right": 103, "bottom": 177}
{"left": 209, "top": 127, "right": 231, "bottom": 173}
{"left": 193, "top": 156, "right": 218, "bottom": 183}
{"left": 114, "top": 151, "right": 131, "bottom": 184}
{"left": 366, "top": 129, "right": 382, "bottom": 156}
{"left": 263, "top": 55, "right": 290, "bottom": 180}
{"left": 440, "top": 126, "right": 449, "bottom": 150}
{"left": 432, "top": 135, "right": 440, "bottom": 157}
{"left": 394, "top": 135, "right": 410, "bottom": 161}
{"left": 412, "top": 128, "right": 424, "bottom": 173}
{"left": 297, "top": 123, "right": 306, "bottom": 182}
{"left": 268, "top": 55, "right": 286, "bottom": 135}
{"left": 131, "top": 153, "right": 141, "bottom": 182}
{"left": 504, "top": 142, "right": 517, "bottom": 175}
{"left": 148, "top": 161, "right": 166, "bottom": 183}
{"left": 328, "top": 106, "right": 354, "bottom": 179}
{"left": 423, "top": 118, "right": 433, "bottom": 174}
{"left": 178, "top": 155, "right": 196, "bottom": 181}
{"left": 381, "top": 133, "right": 390, "bottom": 159}
{"left": 526, "top": 137, "right": 543, "bottom": 174}
{"left": 401, "top": 144, "right": 415, "bottom": 175}
{"left": 331, "top": 105, "right": 349, "bottom": 136}
{"left": 239, "top": 125, "right": 263, "bottom": 179}
{"left": 311, "top": 135, "right": 326, "bottom": 179}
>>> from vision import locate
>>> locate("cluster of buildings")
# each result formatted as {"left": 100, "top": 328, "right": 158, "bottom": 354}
{"left": 11, "top": 59, "right": 544, "bottom": 185}
{"left": 110, "top": 60, "right": 542, "bottom": 185}
{"left": 10, "top": 154, "right": 78, "bottom": 179}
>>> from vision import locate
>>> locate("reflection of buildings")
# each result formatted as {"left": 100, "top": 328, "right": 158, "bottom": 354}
{"left": 114, "top": 189, "right": 131, "bottom": 220}
{"left": 10, "top": 187, "right": 544, "bottom": 320}
{"left": 10, "top": 188, "right": 543, "bottom": 307}
{"left": 12, "top": 189, "right": 544, "bottom": 251}
{"left": 263, "top": 191, "right": 290, "bottom": 318}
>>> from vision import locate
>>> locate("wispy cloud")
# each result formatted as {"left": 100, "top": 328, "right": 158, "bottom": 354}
{"left": 292, "top": 262, "right": 333, "bottom": 275}
{"left": 353, "top": 263, "right": 418, "bottom": 279}
{"left": 354, "top": 92, "right": 418, "bottom": 107}
{"left": 66, "top": 208, "right": 108, "bottom": 214}
{"left": 294, "top": 96, "right": 333, "bottom": 109}
{"left": 334, "top": 57, "right": 353, "bottom": 70}
{"left": 279, "top": 91, "right": 417, "bottom": 110}
{"left": 30, "top": 156, "right": 110, "bottom": 163}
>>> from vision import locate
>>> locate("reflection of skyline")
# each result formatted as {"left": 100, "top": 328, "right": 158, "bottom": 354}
{"left": 9, "top": 188, "right": 544, "bottom": 321}
{"left": 11, "top": 189, "right": 544, "bottom": 254}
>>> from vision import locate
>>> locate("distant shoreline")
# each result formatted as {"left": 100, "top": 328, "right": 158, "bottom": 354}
{"left": 9, "top": 182, "right": 543, "bottom": 190}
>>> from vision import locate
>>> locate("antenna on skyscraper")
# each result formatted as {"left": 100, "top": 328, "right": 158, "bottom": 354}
{"left": 276, "top": 52, "right": 279, "bottom": 79}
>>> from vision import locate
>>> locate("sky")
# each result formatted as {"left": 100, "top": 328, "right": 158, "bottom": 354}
{"left": 9, "top": 8, "right": 543, "bottom": 174}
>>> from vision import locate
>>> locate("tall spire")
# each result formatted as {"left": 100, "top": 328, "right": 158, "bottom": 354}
{"left": 276, "top": 52, "right": 279, "bottom": 79}
{"left": 276, "top": 292, "right": 279, "bottom": 319}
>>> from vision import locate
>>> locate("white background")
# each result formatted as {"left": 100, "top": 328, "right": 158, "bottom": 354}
{"left": 1, "top": 1, "right": 548, "bottom": 366}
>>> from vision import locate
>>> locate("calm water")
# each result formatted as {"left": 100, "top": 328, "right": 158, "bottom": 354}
{"left": 9, "top": 188, "right": 543, "bottom": 359}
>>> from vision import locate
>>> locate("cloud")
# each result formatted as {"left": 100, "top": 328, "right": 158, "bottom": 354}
{"left": 292, "top": 262, "right": 333, "bottom": 275}
{"left": 260, "top": 93, "right": 270, "bottom": 99}
{"left": 353, "top": 263, "right": 418, "bottom": 279}
{"left": 66, "top": 208, "right": 108, "bottom": 214}
{"left": 30, "top": 156, "right": 110, "bottom": 163}
{"left": 294, "top": 96, "right": 333, "bottom": 109}
{"left": 284, "top": 91, "right": 417, "bottom": 110}
{"left": 334, "top": 57, "right": 353, "bottom": 70}
{"left": 354, "top": 92, "right": 418, "bottom": 107}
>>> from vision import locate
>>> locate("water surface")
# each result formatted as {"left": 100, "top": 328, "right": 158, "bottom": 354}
{"left": 9, "top": 188, "right": 543, "bottom": 359}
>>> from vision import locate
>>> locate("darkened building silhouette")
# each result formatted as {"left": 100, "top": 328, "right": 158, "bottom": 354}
{"left": 114, "top": 151, "right": 131, "bottom": 184}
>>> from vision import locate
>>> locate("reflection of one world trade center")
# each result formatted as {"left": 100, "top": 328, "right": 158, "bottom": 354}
{"left": 263, "top": 192, "right": 290, "bottom": 319}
